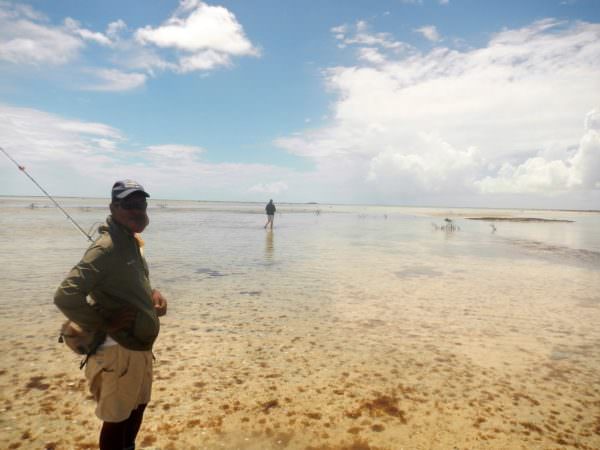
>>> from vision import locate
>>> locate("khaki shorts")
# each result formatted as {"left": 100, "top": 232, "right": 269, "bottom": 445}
{"left": 85, "top": 345, "right": 153, "bottom": 423}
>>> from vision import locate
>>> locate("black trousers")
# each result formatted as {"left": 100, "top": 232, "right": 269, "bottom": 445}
{"left": 99, "top": 403, "right": 147, "bottom": 450}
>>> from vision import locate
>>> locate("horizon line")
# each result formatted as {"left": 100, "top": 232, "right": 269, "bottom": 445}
{"left": 1, "top": 194, "right": 598, "bottom": 214}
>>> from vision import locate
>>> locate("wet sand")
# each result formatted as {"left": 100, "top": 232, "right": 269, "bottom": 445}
{"left": 1, "top": 200, "right": 599, "bottom": 449}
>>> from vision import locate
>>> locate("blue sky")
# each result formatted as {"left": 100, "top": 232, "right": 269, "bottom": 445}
{"left": 1, "top": 0, "right": 599, "bottom": 208}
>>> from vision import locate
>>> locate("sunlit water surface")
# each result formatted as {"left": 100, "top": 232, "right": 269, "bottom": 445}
{"left": 1, "top": 197, "right": 599, "bottom": 449}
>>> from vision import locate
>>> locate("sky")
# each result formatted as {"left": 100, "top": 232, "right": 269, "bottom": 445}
{"left": 1, "top": 0, "right": 599, "bottom": 209}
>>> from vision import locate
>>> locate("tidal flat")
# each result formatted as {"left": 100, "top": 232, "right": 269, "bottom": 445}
{"left": 1, "top": 198, "right": 599, "bottom": 449}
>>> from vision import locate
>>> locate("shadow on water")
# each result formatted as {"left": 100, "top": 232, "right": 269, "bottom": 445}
{"left": 195, "top": 268, "right": 225, "bottom": 277}
{"left": 498, "top": 235, "right": 600, "bottom": 269}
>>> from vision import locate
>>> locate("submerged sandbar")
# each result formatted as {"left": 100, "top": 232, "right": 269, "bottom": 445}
{"left": 466, "top": 217, "right": 574, "bottom": 223}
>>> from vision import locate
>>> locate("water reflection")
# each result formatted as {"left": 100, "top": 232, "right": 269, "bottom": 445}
{"left": 265, "top": 229, "right": 274, "bottom": 263}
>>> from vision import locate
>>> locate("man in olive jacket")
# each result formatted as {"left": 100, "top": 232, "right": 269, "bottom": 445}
{"left": 54, "top": 180, "right": 167, "bottom": 450}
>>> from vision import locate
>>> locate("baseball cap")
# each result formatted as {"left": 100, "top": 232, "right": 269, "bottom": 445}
{"left": 111, "top": 180, "right": 150, "bottom": 202}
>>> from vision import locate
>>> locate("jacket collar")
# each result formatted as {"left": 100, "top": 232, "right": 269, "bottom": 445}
{"left": 99, "top": 215, "right": 135, "bottom": 239}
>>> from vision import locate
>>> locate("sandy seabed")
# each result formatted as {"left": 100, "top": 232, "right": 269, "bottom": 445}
{"left": 1, "top": 201, "right": 600, "bottom": 449}
{"left": 1, "top": 252, "right": 599, "bottom": 450}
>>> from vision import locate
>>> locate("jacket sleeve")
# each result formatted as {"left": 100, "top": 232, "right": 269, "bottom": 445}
{"left": 54, "top": 245, "right": 110, "bottom": 331}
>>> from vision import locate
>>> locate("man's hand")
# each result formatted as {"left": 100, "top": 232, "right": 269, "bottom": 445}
{"left": 106, "top": 307, "right": 137, "bottom": 333}
{"left": 152, "top": 289, "right": 168, "bottom": 317}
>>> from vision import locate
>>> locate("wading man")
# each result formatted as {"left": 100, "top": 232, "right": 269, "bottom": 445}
{"left": 264, "top": 199, "right": 276, "bottom": 229}
{"left": 54, "top": 180, "right": 167, "bottom": 450}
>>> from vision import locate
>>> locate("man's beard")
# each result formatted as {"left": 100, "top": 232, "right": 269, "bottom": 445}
{"left": 127, "top": 212, "right": 149, "bottom": 233}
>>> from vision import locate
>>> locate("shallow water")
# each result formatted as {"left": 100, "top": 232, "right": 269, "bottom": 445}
{"left": 1, "top": 197, "right": 599, "bottom": 449}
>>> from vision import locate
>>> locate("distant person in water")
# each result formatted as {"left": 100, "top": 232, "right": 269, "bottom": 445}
{"left": 264, "top": 199, "right": 276, "bottom": 229}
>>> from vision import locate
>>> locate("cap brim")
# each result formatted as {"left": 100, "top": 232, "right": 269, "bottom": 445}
{"left": 115, "top": 188, "right": 150, "bottom": 200}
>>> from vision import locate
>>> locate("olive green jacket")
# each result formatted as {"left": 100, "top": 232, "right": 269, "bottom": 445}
{"left": 54, "top": 216, "right": 159, "bottom": 351}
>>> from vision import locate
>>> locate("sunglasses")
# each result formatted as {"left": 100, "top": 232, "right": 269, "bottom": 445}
{"left": 118, "top": 197, "right": 148, "bottom": 210}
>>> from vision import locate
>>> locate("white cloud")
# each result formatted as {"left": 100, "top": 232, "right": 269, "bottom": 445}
{"left": 366, "top": 137, "right": 482, "bottom": 194}
{"left": 0, "top": 103, "right": 297, "bottom": 201}
{"left": 0, "top": 1, "right": 41, "bottom": 21}
{"left": 477, "top": 157, "right": 571, "bottom": 194}
{"left": 0, "top": 103, "right": 123, "bottom": 172}
{"left": 112, "top": 43, "right": 178, "bottom": 75}
{"left": 83, "top": 69, "right": 147, "bottom": 92}
{"left": 0, "top": 3, "right": 84, "bottom": 65}
{"left": 136, "top": 1, "right": 256, "bottom": 54}
{"left": 106, "top": 20, "right": 127, "bottom": 39}
{"left": 358, "top": 47, "right": 387, "bottom": 64}
{"left": 145, "top": 144, "right": 205, "bottom": 161}
{"left": 135, "top": 0, "right": 259, "bottom": 72}
{"left": 64, "top": 17, "right": 111, "bottom": 46}
{"left": 476, "top": 109, "right": 600, "bottom": 193}
{"left": 178, "top": 49, "right": 232, "bottom": 72}
{"left": 278, "top": 19, "right": 600, "bottom": 205}
{"left": 0, "top": 1, "right": 258, "bottom": 88}
{"left": 331, "top": 25, "right": 348, "bottom": 35}
{"left": 175, "top": 0, "right": 203, "bottom": 15}
{"left": 92, "top": 138, "right": 119, "bottom": 152}
{"left": 56, "top": 120, "right": 123, "bottom": 139}
{"left": 248, "top": 181, "right": 289, "bottom": 195}
{"left": 415, "top": 25, "right": 441, "bottom": 42}
{"left": 439, "top": 0, "right": 450, "bottom": 5}
{"left": 333, "top": 20, "right": 411, "bottom": 52}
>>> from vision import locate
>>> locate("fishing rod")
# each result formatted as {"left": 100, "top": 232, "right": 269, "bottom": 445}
{"left": 1, "top": 145, "right": 94, "bottom": 242}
